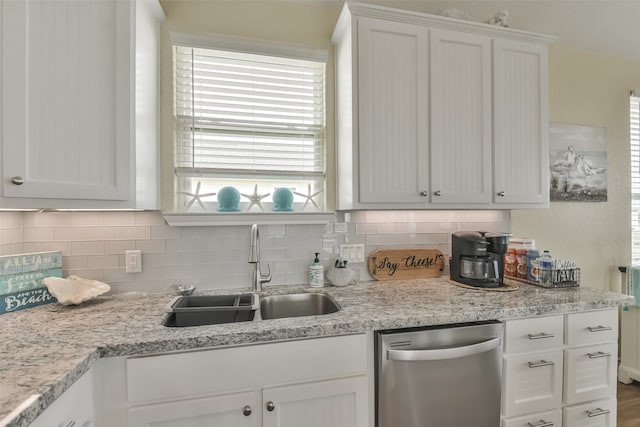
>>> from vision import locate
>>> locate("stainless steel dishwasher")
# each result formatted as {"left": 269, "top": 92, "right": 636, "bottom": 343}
{"left": 376, "top": 321, "right": 503, "bottom": 427}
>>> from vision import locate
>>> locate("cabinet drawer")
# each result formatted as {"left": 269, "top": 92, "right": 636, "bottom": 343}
{"left": 502, "top": 409, "right": 562, "bottom": 427}
{"left": 505, "top": 316, "right": 564, "bottom": 354}
{"left": 502, "top": 350, "right": 563, "bottom": 417}
{"left": 566, "top": 310, "right": 617, "bottom": 346}
{"left": 564, "top": 343, "right": 617, "bottom": 406}
{"left": 127, "top": 334, "right": 368, "bottom": 403}
{"left": 563, "top": 398, "right": 616, "bottom": 427}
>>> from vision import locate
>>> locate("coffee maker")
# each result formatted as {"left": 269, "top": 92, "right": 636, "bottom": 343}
{"left": 450, "top": 231, "right": 510, "bottom": 288}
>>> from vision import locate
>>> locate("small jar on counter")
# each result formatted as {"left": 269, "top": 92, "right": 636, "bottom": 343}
{"left": 506, "top": 237, "right": 535, "bottom": 280}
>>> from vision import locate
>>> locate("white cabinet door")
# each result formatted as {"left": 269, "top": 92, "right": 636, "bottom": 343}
{"left": 493, "top": 39, "right": 549, "bottom": 206}
{"left": 430, "top": 29, "right": 492, "bottom": 204}
{"left": 564, "top": 343, "right": 617, "bottom": 406}
{"left": 262, "top": 376, "right": 369, "bottom": 427}
{"left": 502, "top": 350, "right": 564, "bottom": 417}
{"left": 0, "top": 0, "right": 161, "bottom": 209}
{"left": 1, "top": 0, "right": 132, "bottom": 201}
{"left": 356, "top": 17, "right": 429, "bottom": 205}
{"left": 128, "top": 391, "right": 259, "bottom": 427}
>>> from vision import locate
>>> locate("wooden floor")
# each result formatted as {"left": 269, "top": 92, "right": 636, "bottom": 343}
{"left": 618, "top": 381, "right": 640, "bottom": 426}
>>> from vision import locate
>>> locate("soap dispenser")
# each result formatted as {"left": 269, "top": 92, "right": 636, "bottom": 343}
{"left": 309, "top": 252, "right": 324, "bottom": 288}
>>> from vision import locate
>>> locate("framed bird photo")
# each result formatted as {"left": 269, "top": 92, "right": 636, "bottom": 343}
{"left": 549, "top": 123, "right": 607, "bottom": 202}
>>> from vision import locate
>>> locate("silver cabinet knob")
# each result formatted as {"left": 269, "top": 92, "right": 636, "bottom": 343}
{"left": 419, "top": 191, "right": 428, "bottom": 197}
{"left": 266, "top": 401, "right": 275, "bottom": 412}
{"left": 242, "top": 405, "right": 252, "bottom": 416}
{"left": 434, "top": 191, "right": 442, "bottom": 196}
{"left": 11, "top": 176, "right": 25, "bottom": 185}
{"left": 497, "top": 191, "right": 505, "bottom": 197}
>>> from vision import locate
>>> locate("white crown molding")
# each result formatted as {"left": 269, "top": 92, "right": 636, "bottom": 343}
{"left": 342, "top": 1, "right": 557, "bottom": 46}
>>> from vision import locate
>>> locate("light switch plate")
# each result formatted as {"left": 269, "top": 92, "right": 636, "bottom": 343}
{"left": 339, "top": 244, "right": 365, "bottom": 263}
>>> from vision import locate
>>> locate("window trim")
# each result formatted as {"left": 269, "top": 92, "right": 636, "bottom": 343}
{"left": 163, "top": 32, "right": 334, "bottom": 226}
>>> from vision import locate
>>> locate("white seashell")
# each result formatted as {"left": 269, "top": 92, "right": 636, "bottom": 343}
{"left": 43, "top": 275, "right": 111, "bottom": 306}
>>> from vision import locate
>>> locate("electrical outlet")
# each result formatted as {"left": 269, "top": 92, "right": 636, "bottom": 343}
{"left": 339, "top": 244, "right": 365, "bottom": 263}
{"left": 125, "top": 250, "right": 142, "bottom": 273}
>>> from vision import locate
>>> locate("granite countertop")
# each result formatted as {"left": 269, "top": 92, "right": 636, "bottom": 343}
{"left": 0, "top": 278, "right": 633, "bottom": 427}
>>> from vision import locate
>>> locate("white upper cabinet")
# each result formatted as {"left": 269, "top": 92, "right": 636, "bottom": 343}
{"left": 332, "top": 2, "right": 555, "bottom": 210}
{"left": 0, "top": 0, "right": 163, "bottom": 209}
{"left": 356, "top": 17, "right": 429, "bottom": 205}
{"left": 493, "top": 39, "right": 550, "bottom": 205}
{"left": 430, "top": 29, "right": 492, "bottom": 205}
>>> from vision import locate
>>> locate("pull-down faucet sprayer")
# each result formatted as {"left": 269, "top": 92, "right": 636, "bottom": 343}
{"left": 248, "top": 224, "right": 271, "bottom": 291}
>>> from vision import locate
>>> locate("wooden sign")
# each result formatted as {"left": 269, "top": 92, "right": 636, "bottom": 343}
{"left": 0, "top": 251, "right": 62, "bottom": 314}
{"left": 368, "top": 249, "right": 444, "bottom": 281}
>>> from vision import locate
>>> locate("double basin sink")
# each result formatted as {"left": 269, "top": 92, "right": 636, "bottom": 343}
{"left": 163, "top": 292, "right": 340, "bottom": 327}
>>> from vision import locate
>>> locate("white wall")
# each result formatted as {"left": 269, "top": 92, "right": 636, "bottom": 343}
{"left": 512, "top": 47, "right": 640, "bottom": 292}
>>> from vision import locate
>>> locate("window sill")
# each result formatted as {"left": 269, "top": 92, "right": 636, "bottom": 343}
{"left": 162, "top": 211, "right": 336, "bottom": 227}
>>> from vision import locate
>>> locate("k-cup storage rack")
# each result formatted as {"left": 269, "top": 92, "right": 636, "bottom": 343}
{"left": 505, "top": 268, "right": 580, "bottom": 289}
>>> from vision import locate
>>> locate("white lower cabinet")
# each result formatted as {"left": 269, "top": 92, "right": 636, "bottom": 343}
{"left": 262, "top": 376, "right": 368, "bottom": 427}
{"left": 128, "top": 391, "right": 259, "bottom": 427}
{"left": 502, "top": 309, "right": 618, "bottom": 427}
{"left": 502, "top": 409, "right": 562, "bottom": 427}
{"left": 502, "top": 350, "right": 564, "bottom": 417}
{"left": 563, "top": 398, "right": 617, "bottom": 427}
{"left": 29, "top": 363, "right": 100, "bottom": 427}
{"left": 116, "top": 334, "right": 372, "bottom": 427}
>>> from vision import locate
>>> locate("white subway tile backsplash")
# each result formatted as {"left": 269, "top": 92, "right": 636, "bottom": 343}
{"left": 104, "top": 240, "right": 136, "bottom": 254}
{"left": 87, "top": 254, "right": 119, "bottom": 269}
{"left": 86, "top": 227, "right": 119, "bottom": 241}
{"left": 71, "top": 241, "right": 105, "bottom": 256}
{"left": 134, "top": 239, "right": 166, "bottom": 253}
{"left": 23, "top": 227, "right": 55, "bottom": 242}
{"left": 150, "top": 225, "right": 181, "bottom": 240}
{"left": 0, "top": 209, "right": 509, "bottom": 293}
{"left": 54, "top": 227, "right": 88, "bottom": 241}
{"left": 103, "top": 212, "right": 137, "bottom": 225}
{"left": 117, "top": 226, "right": 151, "bottom": 240}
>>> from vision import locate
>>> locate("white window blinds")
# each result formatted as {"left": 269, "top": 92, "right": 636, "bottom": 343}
{"left": 631, "top": 93, "right": 640, "bottom": 263}
{"left": 173, "top": 44, "right": 326, "bottom": 213}
{"left": 175, "top": 46, "right": 325, "bottom": 174}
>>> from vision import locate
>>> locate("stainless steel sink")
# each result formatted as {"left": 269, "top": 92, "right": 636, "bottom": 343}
{"left": 164, "top": 294, "right": 258, "bottom": 327}
{"left": 259, "top": 293, "right": 340, "bottom": 320}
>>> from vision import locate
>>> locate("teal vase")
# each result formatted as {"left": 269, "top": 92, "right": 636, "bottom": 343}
{"left": 217, "top": 186, "right": 241, "bottom": 212}
{"left": 272, "top": 187, "right": 294, "bottom": 211}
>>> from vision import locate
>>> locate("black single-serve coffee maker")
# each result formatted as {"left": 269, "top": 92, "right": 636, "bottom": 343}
{"left": 450, "top": 231, "right": 510, "bottom": 288}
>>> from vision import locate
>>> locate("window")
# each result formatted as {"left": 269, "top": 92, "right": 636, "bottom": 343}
{"left": 631, "top": 92, "right": 640, "bottom": 263}
{"left": 173, "top": 36, "right": 326, "bottom": 214}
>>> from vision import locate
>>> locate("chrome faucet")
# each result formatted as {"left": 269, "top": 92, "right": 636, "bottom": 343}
{"left": 248, "top": 224, "right": 271, "bottom": 291}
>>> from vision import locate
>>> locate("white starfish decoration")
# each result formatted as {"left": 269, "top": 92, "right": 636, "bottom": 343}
{"left": 241, "top": 184, "right": 270, "bottom": 211}
{"left": 178, "top": 181, "right": 216, "bottom": 211}
{"left": 293, "top": 184, "right": 323, "bottom": 211}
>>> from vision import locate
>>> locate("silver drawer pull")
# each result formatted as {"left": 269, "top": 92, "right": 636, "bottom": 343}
{"left": 586, "top": 408, "right": 610, "bottom": 418}
{"left": 527, "top": 420, "right": 554, "bottom": 427}
{"left": 587, "top": 325, "right": 612, "bottom": 332}
{"left": 11, "top": 176, "right": 25, "bottom": 185}
{"left": 587, "top": 351, "right": 613, "bottom": 359}
{"left": 528, "top": 332, "right": 555, "bottom": 340}
{"left": 528, "top": 360, "right": 554, "bottom": 368}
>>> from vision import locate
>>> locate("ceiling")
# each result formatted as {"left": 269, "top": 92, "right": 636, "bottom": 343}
{"left": 344, "top": 0, "right": 640, "bottom": 61}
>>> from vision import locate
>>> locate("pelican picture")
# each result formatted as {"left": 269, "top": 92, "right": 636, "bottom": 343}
{"left": 549, "top": 123, "right": 608, "bottom": 202}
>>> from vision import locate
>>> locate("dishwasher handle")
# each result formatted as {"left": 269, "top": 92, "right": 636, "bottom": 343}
{"left": 387, "top": 337, "right": 501, "bottom": 361}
